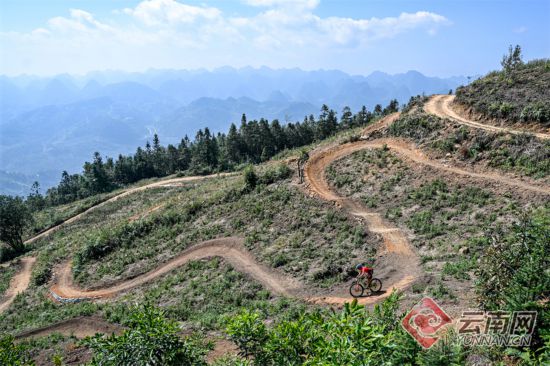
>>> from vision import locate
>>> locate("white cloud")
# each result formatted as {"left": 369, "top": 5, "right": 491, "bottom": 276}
{"left": 234, "top": 10, "right": 450, "bottom": 48}
{"left": 0, "top": 0, "right": 450, "bottom": 75}
{"left": 48, "top": 9, "right": 114, "bottom": 33}
{"left": 124, "top": 0, "right": 221, "bottom": 26}
{"left": 244, "top": 0, "right": 319, "bottom": 9}
{"left": 513, "top": 26, "right": 527, "bottom": 34}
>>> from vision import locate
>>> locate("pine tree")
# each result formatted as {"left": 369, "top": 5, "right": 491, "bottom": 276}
{"left": 501, "top": 44, "right": 523, "bottom": 73}
{"left": 270, "top": 119, "right": 286, "bottom": 153}
{"left": 259, "top": 118, "right": 275, "bottom": 160}
{"left": 383, "top": 99, "right": 399, "bottom": 115}
{"left": 26, "top": 181, "right": 45, "bottom": 211}
{"left": 177, "top": 136, "right": 191, "bottom": 171}
{"left": 225, "top": 123, "right": 242, "bottom": 164}
{"left": 166, "top": 144, "right": 179, "bottom": 174}
{"left": 85, "top": 152, "right": 112, "bottom": 194}
{"left": 204, "top": 128, "right": 219, "bottom": 168}
{"left": 153, "top": 133, "right": 161, "bottom": 151}
{"left": 340, "top": 106, "right": 353, "bottom": 129}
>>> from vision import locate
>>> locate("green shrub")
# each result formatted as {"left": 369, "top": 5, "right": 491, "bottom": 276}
{"left": 442, "top": 260, "right": 472, "bottom": 281}
{"left": 475, "top": 208, "right": 549, "bottom": 350}
{"left": 407, "top": 211, "right": 446, "bottom": 238}
{"left": 226, "top": 308, "right": 268, "bottom": 359}
{"left": 0, "top": 334, "right": 34, "bottom": 366}
{"left": 258, "top": 164, "right": 292, "bottom": 185}
{"left": 82, "top": 305, "right": 210, "bottom": 366}
{"left": 32, "top": 265, "right": 52, "bottom": 286}
{"left": 243, "top": 166, "right": 258, "bottom": 191}
{"left": 388, "top": 112, "right": 443, "bottom": 141}
{"left": 225, "top": 293, "right": 426, "bottom": 366}
{"left": 429, "top": 281, "right": 455, "bottom": 300}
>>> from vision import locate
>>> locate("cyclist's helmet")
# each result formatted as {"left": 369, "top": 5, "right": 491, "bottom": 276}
{"left": 355, "top": 263, "right": 364, "bottom": 270}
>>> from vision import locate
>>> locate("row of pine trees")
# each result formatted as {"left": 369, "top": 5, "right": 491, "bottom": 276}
{"left": 32, "top": 101, "right": 398, "bottom": 208}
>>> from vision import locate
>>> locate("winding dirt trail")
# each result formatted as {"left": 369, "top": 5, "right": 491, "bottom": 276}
{"left": 49, "top": 235, "right": 403, "bottom": 306}
{"left": 369, "top": 138, "right": 548, "bottom": 195}
{"left": 302, "top": 111, "right": 550, "bottom": 302}
{"left": 50, "top": 237, "right": 301, "bottom": 301}
{"left": 25, "top": 173, "right": 233, "bottom": 245}
{"left": 360, "top": 112, "right": 401, "bottom": 137}
{"left": 303, "top": 135, "right": 422, "bottom": 305}
{"left": 0, "top": 257, "right": 36, "bottom": 313}
{"left": 14, "top": 316, "right": 123, "bottom": 340}
{"left": 0, "top": 173, "right": 232, "bottom": 315}
{"left": 425, "top": 95, "right": 550, "bottom": 140}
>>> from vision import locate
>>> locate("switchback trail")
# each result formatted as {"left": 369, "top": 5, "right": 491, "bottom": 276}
{"left": 4, "top": 106, "right": 550, "bottom": 322}
{"left": 303, "top": 136, "right": 422, "bottom": 305}
{"left": 425, "top": 95, "right": 550, "bottom": 140}
{"left": 0, "top": 173, "right": 231, "bottom": 315}
{"left": 48, "top": 234, "right": 393, "bottom": 306}
{"left": 50, "top": 237, "right": 301, "bottom": 301}
{"left": 302, "top": 112, "right": 550, "bottom": 302}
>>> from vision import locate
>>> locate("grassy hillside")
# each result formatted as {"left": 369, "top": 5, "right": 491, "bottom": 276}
{"left": 388, "top": 108, "right": 550, "bottom": 180}
{"left": 0, "top": 163, "right": 376, "bottom": 332}
{"left": 327, "top": 146, "right": 548, "bottom": 305}
{"left": 455, "top": 59, "right": 550, "bottom": 125}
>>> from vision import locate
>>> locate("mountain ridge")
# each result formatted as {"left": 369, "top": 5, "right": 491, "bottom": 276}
{"left": 0, "top": 67, "right": 468, "bottom": 195}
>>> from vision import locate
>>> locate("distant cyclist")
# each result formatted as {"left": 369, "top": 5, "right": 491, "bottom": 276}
{"left": 350, "top": 263, "right": 382, "bottom": 297}
{"left": 355, "top": 263, "right": 373, "bottom": 282}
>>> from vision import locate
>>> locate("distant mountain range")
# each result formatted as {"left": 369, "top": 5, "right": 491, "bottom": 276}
{"left": 0, "top": 67, "right": 468, "bottom": 196}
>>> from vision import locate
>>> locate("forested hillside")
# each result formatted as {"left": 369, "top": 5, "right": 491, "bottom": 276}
{"left": 33, "top": 102, "right": 397, "bottom": 208}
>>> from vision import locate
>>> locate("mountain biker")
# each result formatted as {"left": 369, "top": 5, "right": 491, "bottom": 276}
{"left": 355, "top": 263, "right": 373, "bottom": 282}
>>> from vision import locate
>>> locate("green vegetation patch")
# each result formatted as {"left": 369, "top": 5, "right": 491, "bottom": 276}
{"left": 0, "top": 265, "right": 15, "bottom": 297}
{"left": 109, "top": 258, "right": 278, "bottom": 330}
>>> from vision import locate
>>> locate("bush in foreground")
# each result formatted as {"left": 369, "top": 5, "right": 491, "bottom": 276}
{"left": 226, "top": 292, "right": 428, "bottom": 365}
{"left": 82, "top": 305, "right": 211, "bottom": 366}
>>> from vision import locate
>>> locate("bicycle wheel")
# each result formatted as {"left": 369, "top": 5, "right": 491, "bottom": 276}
{"left": 349, "top": 282, "right": 364, "bottom": 298}
{"left": 369, "top": 278, "right": 382, "bottom": 293}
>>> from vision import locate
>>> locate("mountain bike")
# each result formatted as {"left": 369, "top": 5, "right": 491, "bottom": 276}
{"left": 349, "top": 277, "right": 383, "bottom": 298}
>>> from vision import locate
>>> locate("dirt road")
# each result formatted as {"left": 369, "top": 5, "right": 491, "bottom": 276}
{"left": 14, "top": 316, "right": 123, "bottom": 339}
{"left": 0, "top": 257, "right": 36, "bottom": 313}
{"left": 425, "top": 95, "right": 550, "bottom": 140}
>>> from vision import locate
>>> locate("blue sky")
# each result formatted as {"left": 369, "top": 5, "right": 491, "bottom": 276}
{"left": 1, "top": 0, "right": 549, "bottom": 77}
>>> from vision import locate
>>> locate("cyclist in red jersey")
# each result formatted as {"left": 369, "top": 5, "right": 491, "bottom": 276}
{"left": 356, "top": 263, "right": 373, "bottom": 280}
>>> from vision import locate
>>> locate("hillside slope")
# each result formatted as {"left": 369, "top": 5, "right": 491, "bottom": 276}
{"left": 455, "top": 59, "right": 550, "bottom": 128}
{"left": 1, "top": 72, "right": 549, "bottom": 363}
